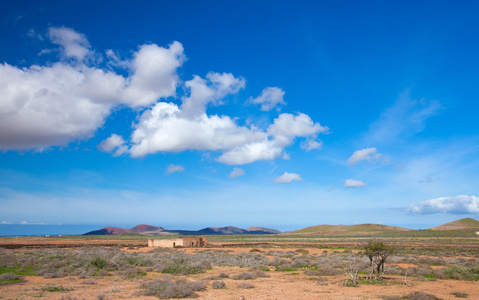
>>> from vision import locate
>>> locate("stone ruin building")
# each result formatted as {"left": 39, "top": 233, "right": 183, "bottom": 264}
{"left": 148, "top": 236, "right": 207, "bottom": 248}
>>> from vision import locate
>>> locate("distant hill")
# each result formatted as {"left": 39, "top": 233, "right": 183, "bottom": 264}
{"left": 84, "top": 225, "right": 281, "bottom": 236}
{"left": 292, "top": 223, "right": 413, "bottom": 235}
{"left": 428, "top": 218, "right": 479, "bottom": 231}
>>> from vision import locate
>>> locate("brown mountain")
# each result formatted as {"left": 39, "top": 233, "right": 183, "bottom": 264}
{"left": 84, "top": 225, "right": 281, "bottom": 236}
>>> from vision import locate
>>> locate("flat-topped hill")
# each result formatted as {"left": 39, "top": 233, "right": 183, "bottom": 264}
{"left": 292, "top": 223, "right": 413, "bottom": 235}
{"left": 428, "top": 218, "right": 479, "bottom": 231}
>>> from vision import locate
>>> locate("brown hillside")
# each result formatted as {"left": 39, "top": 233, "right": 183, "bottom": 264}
{"left": 429, "top": 218, "right": 479, "bottom": 231}
{"left": 292, "top": 223, "right": 413, "bottom": 235}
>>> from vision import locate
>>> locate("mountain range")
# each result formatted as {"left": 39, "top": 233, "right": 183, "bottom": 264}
{"left": 84, "top": 225, "right": 282, "bottom": 236}
{"left": 83, "top": 218, "right": 479, "bottom": 236}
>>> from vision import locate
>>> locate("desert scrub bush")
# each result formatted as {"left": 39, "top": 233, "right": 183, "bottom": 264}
{"left": 417, "top": 256, "right": 446, "bottom": 266}
{"left": 405, "top": 264, "right": 433, "bottom": 278}
{"left": 317, "top": 265, "right": 342, "bottom": 276}
{"left": 219, "top": 272, "right": 229, "bottom": 278}
{"left": 270, "top": 256, "right": 289, "bottom": 267}
{"left": 232, "top": 272, "right": 256, "bottom": 280}
{"left": 400, "top": 291, "right": 442, "bottom": 300}
{"left": 115, "top": 267, "right": 145, "bottom": 279}
{"left": 451, "top": 291, "right": 468, "bottom": 298}
{"left": 161, "top": 258, "right": 205, "bottom": 275}
{"left": 142, "top": 277, "right": 206, "bottom": 299}
{"left": 304, "top": 269, "right": 322, "bottom": 276}
{"left": 237, "top": 282, "right": 254, "bottom": 289}
{"left": 295, "top": 249, "right": 309, "bottom": 255}
{"left": 290, "top": 256, "right": 315, "bottom": 268}
{"left": 442, "top": 265, "right": 479, "bottom": 281}
{"left": 91, "top": 257, "right": 107, "bottom": 269}
{"left": 212, "top": 280, "right": 226, "bottom": 289}
{"left": 0, "top": 273, "right": 24, "bottom": 285}
{"left": 42, "top": 284, "right": 72, "bottom": 292}
{"left": 274, "top": 263, "right": 298, "bottom": 272}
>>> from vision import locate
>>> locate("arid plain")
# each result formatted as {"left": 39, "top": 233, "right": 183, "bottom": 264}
{"left": 1, "top": 219, "right": 479, "bottom": 299}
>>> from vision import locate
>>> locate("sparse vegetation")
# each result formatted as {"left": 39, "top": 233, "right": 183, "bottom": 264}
{"left": 142, "top": 276, "right": 206, "bottom": 299}
{"left": 1, "top": 231, "right": 479, "bottom": 298}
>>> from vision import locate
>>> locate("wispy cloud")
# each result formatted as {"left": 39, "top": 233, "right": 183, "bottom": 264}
{"left": 228, "top": 168, "right": 245, "bottom": 178}
{"left": 347, "top": 147, "right": 383, "bottom": 166}
{"left": 365, "top": 91, "right": 442, "bottom": 145}
{"left": 344, "top": 179, "right": 366, "bottom": 188}
{"left": 406, "top": 195, "right": 479, "bottom": 214}
{"left": 165, "top": 164, "right": 185, "bottom": 175}
{"left": 274, "top": 172, "right": 303, "bottom": 184}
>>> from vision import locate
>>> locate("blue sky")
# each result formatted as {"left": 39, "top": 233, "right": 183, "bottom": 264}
{"left": 1, "top": 1, "right": 478, "bottom": 231}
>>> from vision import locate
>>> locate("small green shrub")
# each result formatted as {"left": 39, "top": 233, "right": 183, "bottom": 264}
{"left": 91, "top": 257, "right": 107, "bottom": 269}
{"left": 0, "top": 273, "right": 24, "bottom": 285}
{"left": 161, "top": 258, "right": 205, "bottom": 275}
{"left": 443, "top": 265, "right": 479, "bottom": 281}
{"left": 42, "top": 284, "right": 71, "bottom": 292}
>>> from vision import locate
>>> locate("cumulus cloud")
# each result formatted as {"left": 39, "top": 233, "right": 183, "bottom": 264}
{"left": 406, "top": 195, "right": 479, "bottom": 215}
{"left": 97, "top": 134, "right": 127, "bottom": 156}
{"left": 165, "top": 164, "right": 185, "bottom": 175}
{"left": 0, "top": 27, "right": 185, "bottom": 151}
{"left": 274, "top": 172, "right": 303, "bottom": 184}
{"left": 228, "top": 167, "right": 245, "bottom": 178}
{"left": 3, "top": 26, "right": 328, "bottom": 164}
{"left": 127, "top": 75, "right": 327, "bottom": 164}
{"left": 347, "top": 147, "right": 383, "bottom": 166}
{"left": 250, "top": 87, "right": 286, "bottom": 111}
{"left": 181, "top": 72, "right": 245, "bottom": 118}
{"left": 344, "top": 179, "right": 366, "bottom": 188}
{"left": 216, "top": 112, "right": 327, "bottom": 165}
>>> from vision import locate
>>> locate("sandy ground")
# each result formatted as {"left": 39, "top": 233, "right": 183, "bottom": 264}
{"left": 1, "top": 237, "right": 478, "bottom": 299}
{"left": 1, "top": 246, "right": 478, "bottom": 300}
{"left": 1, "top": 265, "right": 478, "bottom": 300}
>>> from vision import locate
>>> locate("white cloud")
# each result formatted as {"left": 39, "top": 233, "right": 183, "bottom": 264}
{"left": 128, "top": 101, "right": 267, "bottom": 157}
{"left": 217, "top": 112, "right": 326, "bottom": 165}
{"left": 406, "top": 195, "right": 479, "bottom": 214}
{"left": 228, "top": 167, "right": 245, "bottom": 178}
{"left": 301, "top": 139, "right": 322, "bottom": 151}
{"left": 181, "top": 72, "right": 245, "bottom": 118}
{"left": 274, "top": 172, "right": 303, "bottom": 184}
{"left": 268, "top": 112, "right": 328, "bottom": 141}
{"left": 0, "top": 27, "right": 185, "bottom": 151}
{"left": 128, "top": 76, "right": 327, "bottom": 164}
{"left": 2, "top": 27, "right": 327, "bottom": 164}
{"left": 347, "top": 147, "right": 382, "bottom": 166}
{"left": 165, "top": 164, "right": 185, "bottom": 175}
{"left": 97, "top": 134, "right": 127, "bottom": 156}
{"left": 48, "top": 27, "right": 91, "bottom": 61}
{"left": 344, "top": 179, "right": 366, "bottom": 188}
{"left": 250, "top": 87, "right": 286, "bottom": 111}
